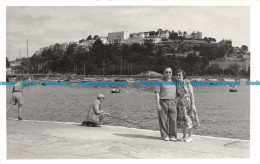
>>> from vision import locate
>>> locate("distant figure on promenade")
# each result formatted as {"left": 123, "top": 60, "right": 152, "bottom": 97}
{"left": 7, "top": 76, "right": 33, "bottom": 120}
{"left": 155, "top": 67, "right": 178, "bottom": 141}
{"left": 175, "top": 69, "right": 200, "bottom": 142}
{"left": 83, "top": 94, "right": 110, "bottom": 127}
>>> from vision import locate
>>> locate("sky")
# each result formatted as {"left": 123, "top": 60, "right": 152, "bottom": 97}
{"left": 6, "top": 6, "right": 250, "bottom": 60}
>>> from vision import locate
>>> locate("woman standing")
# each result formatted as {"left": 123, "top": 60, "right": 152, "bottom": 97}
{"left": 155, "top": 67, "right": 178, "bottom": 141}
{"left": 175, "top": 69, "right": 200, "bottom": 142}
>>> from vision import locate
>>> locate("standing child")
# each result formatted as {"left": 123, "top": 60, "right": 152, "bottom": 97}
{"left": 7, "top": 76, "right": 32, "bottom": 120}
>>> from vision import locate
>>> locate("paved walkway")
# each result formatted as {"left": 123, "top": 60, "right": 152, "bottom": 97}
{"left": 7, "top": 119, "right": 249, "bottom": 159}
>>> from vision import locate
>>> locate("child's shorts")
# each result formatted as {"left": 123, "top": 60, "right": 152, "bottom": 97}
{"left": 10, "top": 92, "right": 24, "bottom": 105}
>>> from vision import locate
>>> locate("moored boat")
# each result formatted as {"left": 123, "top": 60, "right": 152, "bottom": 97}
{"left": 114, "top": 78, "right": 127, "bottom": 82}
{"left": 208, "top": 78, "right": 218, "bottom": 82}
{"left": 229, "top": 88, "right": 238, "bottom": 92}
{"left": 223, "top": 78, "right": 235, "bottom": 82}
{"left": 227, "top": 84, "right": 238, "bottom": 92}
{"left": 111, "top": 88, "right": 121, "bottom": 93}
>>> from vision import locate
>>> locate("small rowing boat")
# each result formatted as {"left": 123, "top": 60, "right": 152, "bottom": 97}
{"left": 228, "top": 84, "right": 238, "bottom": 92}
{"left": 111, "top": 88, "right": 121, "bottom": 93}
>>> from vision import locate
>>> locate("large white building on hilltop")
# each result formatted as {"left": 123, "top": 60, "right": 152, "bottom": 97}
{"left": 108, "top": 31, "right": 130, "bottom": 42}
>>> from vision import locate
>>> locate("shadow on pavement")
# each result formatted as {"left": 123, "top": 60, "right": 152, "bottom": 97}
{"left": 113, "top": 133, "right": 161, "bottom": 140}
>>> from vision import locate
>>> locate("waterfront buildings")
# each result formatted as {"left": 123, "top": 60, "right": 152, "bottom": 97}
{"left": 108, "top": 31, "right": 130, "bottom": 42}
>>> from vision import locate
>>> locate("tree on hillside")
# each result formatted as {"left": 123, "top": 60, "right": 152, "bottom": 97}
{"left": 178, "top": 30, "right": 183, "bottom": 36}
{"left": 87, "top": 35, "right": 92, "bottom": 40}
{"left": 169, "top": 32, "right": 178, "bottom": 40}
{"left": 76, "top": 46, "right": 90, "bottom": 75}
{"left": 93, "top": 35, "right": 99, "bottom": 40}
{"left": 241, "top": 45, "right": 248, "bottom": 52}
{"left": 149, "top": 31, "right": 156, "bottom": 36}
{"left": 91, "top": 39, "right": 105, "bottom": 67}
{"left": 79, "top": 39, "right": 85, "bottom": 43}
{"left": 60, "top": 54, "right": 74, "bottom": 73}
{"left": 6, "top": 57, "right": 10, "bottom": 68}
{"left": 224, "top": 68, "right": 236, "bottom": 75}
{"left": 178, "top": 36, "right": 184, "bottom": 40}
{"left": 192, "top": 45, "right": 198, "bottom": 51}
{"left": 30, "top": 53, "right": 44, "bottom": 73}
{"left": 143, "top": 43, "right": 155, "bottom": 56}
{"left": 59, "top": 43, "right": 78, "bottom": 73}
{"left": 157, "top": 29, "right": 163, "bottom": 32}
{"left": 130, "top": 43, "right": 142, "bottom": 52}
{"left": 228, "top": 63, "right": 240, "bottom": 75}
{"left": 192, "top": 62, "right": 202, "bottom": 75}
{"left": 186, "top": 54, "right": 203, "bottom": 68}
{"left": 208, "top": 37, "right": 216, "bottom": 42}
{"left": 216, "top": 46, "right": 229, "bottom": 59}
{"left": 206, "top": 63, "right": 222, "bottom": 75}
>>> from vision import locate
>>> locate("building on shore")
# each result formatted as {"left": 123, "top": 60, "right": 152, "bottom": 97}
{"left": 99, "top": 37, "right": 109, "bottom": 44}
{"left": 108, "top": 31, "right": 130, "bottom": 43}
{"left": 144, "top": 37, "right": 161, "bottom": 45}
{"left": 7, "top": 59, "right": 22, "bottom": 74}
{"left": 126, "top": 36, "right": 144, "bottom": 45}
{"left": 143, "top": 32, "right": 150, "bottom": 37}
{"left": 157, "top": 29, "right": 170, "bottom": 39}
{"left": 6, "top": 67, "right": 14, "bottom": 75}
{"left": 10, "top": 60, "right": 22, "bottom": 67}
{"left": 193, "top": 31, "right": 202, "bottom": 39}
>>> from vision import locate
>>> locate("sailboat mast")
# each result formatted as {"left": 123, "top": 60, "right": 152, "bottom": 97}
{"left": 26, "top": 39, "right": 29, "bottom": 74}
{"left": 19, "top": 48, "right": 21, "bottom": 59}
{"left": 103, "top": 49, "right": 105, "bottom": 76}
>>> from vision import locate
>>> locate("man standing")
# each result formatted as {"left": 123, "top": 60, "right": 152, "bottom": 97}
{"left": 155, "top": 67, "right": 178, "bottom": 141}
{"left": 84, "top": 94, "right": 110, "bottom": 127}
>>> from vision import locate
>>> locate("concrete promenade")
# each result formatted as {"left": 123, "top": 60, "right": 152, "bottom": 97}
{"left": 7, "top": 119, "right": 249, "bottom": 159}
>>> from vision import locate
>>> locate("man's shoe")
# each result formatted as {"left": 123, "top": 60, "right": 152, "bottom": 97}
{"left": 18, "top": 116, "right": 23, "bottom": 121}
{"left": 169, "top": 137, "right": 177, "bottom": 142}
{"left": 164, "top": 137, "right": 169, "bottom": 141}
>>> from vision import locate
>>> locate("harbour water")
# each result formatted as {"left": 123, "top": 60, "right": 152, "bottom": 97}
{"left": 6, "top": 81, "right": 250, "bottom": 140}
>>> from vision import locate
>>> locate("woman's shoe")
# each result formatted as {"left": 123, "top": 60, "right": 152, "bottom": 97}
{"left": 185, "top": 137, "right": 193, "bottom": 142}
{"left": 181, "top": 136, "right": 187, "bottom": 142}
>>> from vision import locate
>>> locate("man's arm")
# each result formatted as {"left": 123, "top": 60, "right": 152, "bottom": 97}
{"left": 155, "top": 93, "right": 162, "bottom": 111}
{"left": 93, "top": 102, "right": 103, "bottom": 115}
{"left": 93, "top": 103, "right": 110, "bottom": 116}
{"left": 154, "top": 82, "right": 162, "bottom": 111}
